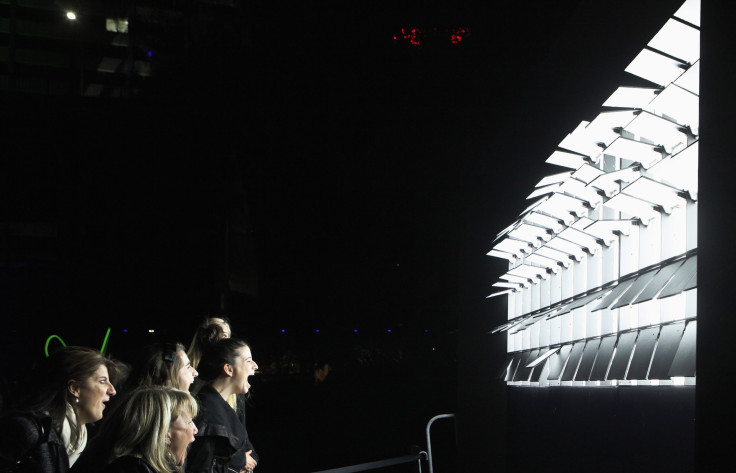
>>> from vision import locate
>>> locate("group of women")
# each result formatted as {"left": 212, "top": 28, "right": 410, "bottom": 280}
{"left": 0, "top": 318, "right": 260, "bottom": 473}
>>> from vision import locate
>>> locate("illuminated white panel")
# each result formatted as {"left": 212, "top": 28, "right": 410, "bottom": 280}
{"left": 527, "top": 183, "right": 561, "bottom": 200}
{"left": 546, "top": 150, "right": 587, "bottom": 169}
{"left": 487, "top": 249, "right": 516, "bottom": 262}
{"left": 553, "top": 290, "right": 608, "bottom": 317}
{"left": 535, "top": 246, "right": 573, "bottom": 268}
{"left": 604, "top": 137, "right": 663, "bottom": 169}
{"left": 648, "top": 19, "right": 699, "bottom": 64}
{"left": 607, "top": 331, "right": 637, "bottom": 380}
{"left": 603, "top": 86, "right": 659, "bottom": 109}
{"left": 545, "top": 236, "right": 586, "bottom": 262}
{"left": 586, "top": 110, "right": 638, "bottom": 147}
{"left": 674, "top": 60, "right": 699, "bottom": 95}
{"left": 526, "top": 254, "right": 562, "bottom": 272}
{"left": 658, "top": 255, "right": 697, "bottom": 298}
{"left": 493, "top": 281, "right": 524, "bottom": 290}
{"left": 647, "top": 142, "right": 698, "bottom": 199}
{"left": 527, "top": 347, "right": 560, "bottom": 368}
{"left": 625, "top": 49, "right": 687, "bottom": 87}
{"left": 631, "top": 260, "right": 684, "bottom": 303}
{"left": 522, "top": 212, "right": 565, "bottom": 234}
{"left": 648, "top": 322, "right": 686, "bottom": 379}
{"left": 648, "top": 85, "right": 699, "bottom": 133}
{"left": 627, "top": 327, "right": 659, "bottom": 379}
{"left": 508, "top": 223, "right": 552, "bottom": 246}
{"left": 547, "top": 345, "right": 572, "bottom": 381}
{"left": 487, "top": 289, "right": 514, "bottom": 299}
{"left": 588, "top": 167, "right": 641, "bottom": 198}
{"left": 571, "top": 163, "right": 605, "bottom": 184}
{"left": 535, "top": 171, "right": 573, "bottom": 188}
{"left": 558, "top": 179, "right": 602, "bottom": 207}
{"left": 668, "top": 320, "right": 696, "bottom": 377}
{"left": 674, "top": 0, "right": 700, "bottom": 27}
{"left": 623, "top": 111, "right": 688, "bottom": 154}
{"left": 542, "top": 193, "right": 588, "bottom": 218}
{"left": 560, "top": 341, "right": 585, "bottom": 381}
{"left": 575, "top": 339, "right": 601, "bottom": 381}
{"left": 570, "top": 217, "right": 596, "bottom": 230}
{"left": 558, "top": 227, "right": 602, "bottom": 255}
{"left": 558, "top": 121, "right": 601, "bottom": 158}
{"left": 581, "top": 219, "right": 634, "bottom": 246}
{"left": 589, "top": 335, "right": 617, "bottom": 381}
{"left": 493, "top": 238, "right": 532, "bottom": 258}
{"left": 604, "top": 193, "right": 659, "bottom": 225}
{"left": 622, "top": 177, "right": 686, "bottom": 214}
{"left": 500, "top": 273, "right": 533, "bottom": 286}
{"left": 507, "top": 264, "right": 549, "bottom": 282}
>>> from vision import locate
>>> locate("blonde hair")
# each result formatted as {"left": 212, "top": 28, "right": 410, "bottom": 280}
{"left": 108, "top": 386, "right": 198, "bottom": 473}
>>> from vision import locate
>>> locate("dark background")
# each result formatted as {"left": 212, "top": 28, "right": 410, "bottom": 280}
{"left": 3, "top": 1, "right": 731, "bottom": 472}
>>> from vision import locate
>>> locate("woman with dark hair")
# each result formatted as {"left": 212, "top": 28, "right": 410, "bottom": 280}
{"left": 126, "top": 342, "right": 198, "bottom": 392}
{"left": 99, "top": 386, "right": 198, "bottom": 473}
{"left": 0, "top": 346, "right": 118, "bottom": 473}
{"left": 186, "top": 339, "right": 258, "bottom": 473}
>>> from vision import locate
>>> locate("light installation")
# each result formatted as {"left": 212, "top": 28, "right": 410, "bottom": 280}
{"left": 489, "top": 0, "right": 699, "bottom": 387}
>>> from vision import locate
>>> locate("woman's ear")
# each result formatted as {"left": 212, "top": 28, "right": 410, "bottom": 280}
{"left": 223, "top": 363, "right": 234, "bottom": 377}
{"left": 67, "top": 381, "right": 80, "bottom": 397}
{"left": 165, "top": 431, "right": 172, "bottom": 446}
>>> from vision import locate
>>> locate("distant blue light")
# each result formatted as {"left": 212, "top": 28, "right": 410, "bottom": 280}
{"left": 123, "top": 329, "right": 128, "bottom": 333}
{"left": 424, "top": 329, "right": 429, "bottom": 333}
{"left": 281, "top": 329, "right": 286, "bottom": 333}
{"left": 147, "top": 50, "right": 152, "bottom": 57}
{"left": 387, "top": 329, "right": 392, "bottom": 333}
{"left": 354, "top": 329, "right": 358, "bottom": 333}
{"left": 315, "top": 329, "right": 320, "bottom": 333}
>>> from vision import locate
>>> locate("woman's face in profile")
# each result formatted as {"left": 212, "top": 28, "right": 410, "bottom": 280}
{"left": 176, "top": 350, "right": 198, "bottom": 390}
{"left": 168, "top": 411, "right": 197, "bottom": 465}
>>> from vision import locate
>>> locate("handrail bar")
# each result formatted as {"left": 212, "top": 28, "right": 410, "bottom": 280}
{"left": 310, "top": 452, "right": 427, "bottom": 473}
{"left": 425, "top": 413, "right": 456, "bottom": 473}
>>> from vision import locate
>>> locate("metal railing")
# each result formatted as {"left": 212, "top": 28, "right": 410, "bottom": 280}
{"left": 310, "top": 413, "right": 456, "bottom": 473}
{"left": 310, "top": 452, "right": 427, "bottom": 473}
{"left": 425, "top": 414, "right": 456, "bottom": 473}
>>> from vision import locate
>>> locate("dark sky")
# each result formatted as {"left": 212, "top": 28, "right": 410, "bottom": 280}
{"left": 2, "top": 0, "right": 684, "bottom": 337}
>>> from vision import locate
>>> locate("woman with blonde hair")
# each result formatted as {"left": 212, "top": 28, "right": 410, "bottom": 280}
{"left": 74, "top": 386, "right": 197, "bottom": 473}
{"left": 0, "top": 346, "right": 118, "bottom": 473}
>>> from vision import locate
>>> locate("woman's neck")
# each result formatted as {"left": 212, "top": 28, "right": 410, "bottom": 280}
{"left": 210, "top": 378, "right": 235, "bottom": 401}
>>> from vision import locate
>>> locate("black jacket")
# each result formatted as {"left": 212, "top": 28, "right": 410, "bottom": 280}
{"left": 186, "top": 385, "right": 248, "bottom": 473}
{"left": 0, "top": 415, "right": 68, "bottom": 473}
{"left": 101, "top": 456, "right": 159, "bottom": 473}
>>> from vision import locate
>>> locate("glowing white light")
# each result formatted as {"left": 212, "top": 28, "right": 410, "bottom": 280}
{"left": 626, "top": 49, "right": 687, "bottom": 87}
{"left": 571, "top": 164, "right": 605, "bottom": 184}
{"left": 522, "top": 212, "right": 564, "bottom": 234}
{"left": 648, "top": 84, "right": 699, "bottom": 134}
{"left": 622, "top": 177, "right": 685, "bottom": 214}
{"left": 674, "top": 60, "right": 699, "bottom": 96}
{"left": 648, "top": 19, "right": 700, "bottom": 64}
{"left": 603, "top": 86, "right": 659, "bottom": 109}
{"left": 623, "top": 111, "right": 688, "bottom": 154}
{"left": 646, "top": 142, "right": 698, "bottom": 200}
{"left": 672, "top": 376, "right": 686, "bottom": 386}
{"left": 603, "top": 193, "right": 659, "bottom": 225}
{"left": 604, "top": 137, "right": 663, "bottom": 169}
{"left": 66, "top": 11, "right": 77, "bottom": 20}
{"left": 535, "top": 171, "right": 573, "bottom": 188}
{"left": 587, "top": 167, "right": 641, "bottom": 198}
{"left": 546, "top": 150, "right": 586, "bottom": 169}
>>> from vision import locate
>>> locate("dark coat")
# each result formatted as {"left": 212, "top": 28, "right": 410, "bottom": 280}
{"left": 234, "top": 395, "right": 258, "bottom": 464}
{"left": 186, "top": 385, "right": 248, "bottom": 473}
{"left": 101, "top": 456, "right": 159, "bottom": 473}
{"left": 0, "top": 415, "right": 68, "bottom": 473}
